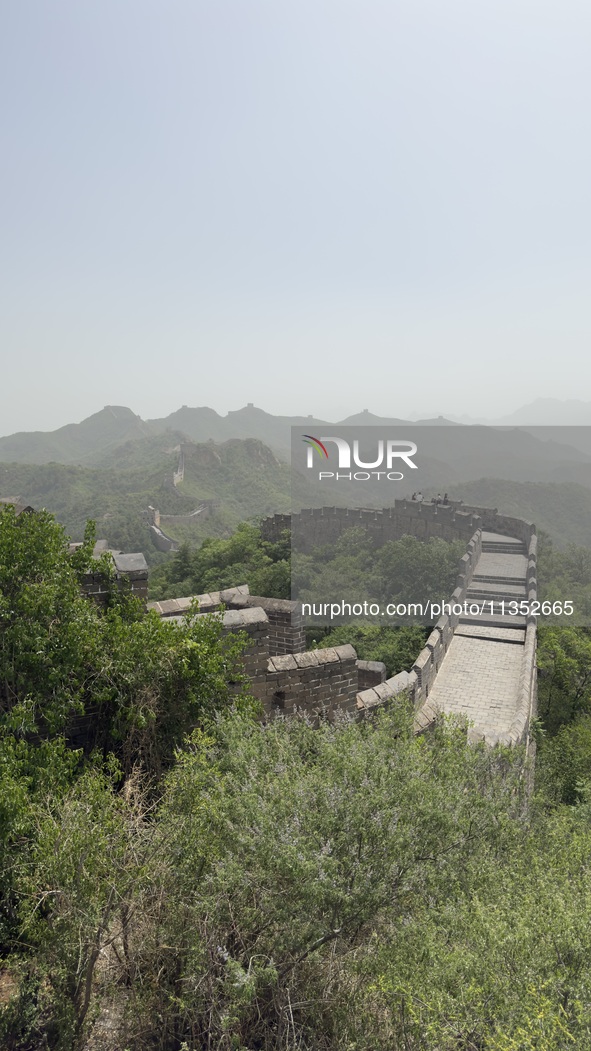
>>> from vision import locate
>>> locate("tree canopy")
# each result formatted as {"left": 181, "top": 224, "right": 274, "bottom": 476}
{"left": 3, "top": 507, "right": 591, "bottom": 1050}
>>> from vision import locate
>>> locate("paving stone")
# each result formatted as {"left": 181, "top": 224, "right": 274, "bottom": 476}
{"left": 426, "top": 534, "right": 530, "bottom": 744}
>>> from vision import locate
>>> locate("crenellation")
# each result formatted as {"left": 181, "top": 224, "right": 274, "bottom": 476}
{"left": 147, "top": 500, "right": 537, "bottom": 745}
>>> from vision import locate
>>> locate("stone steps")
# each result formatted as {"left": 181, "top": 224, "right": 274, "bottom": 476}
{"left": 415, "top": 527, "right": 534, "bottom": 745}
{"left": 467, "top": 592, "right": 527, "bottom": 606}
{"left": 472, "top": 573, "right": 527, "bottom": 586}
{"left": 459, "top": 612, "right": 527, "bottom": 629}
{"left": 468, "top": 584, "right": 527, "bottom": 596}
{"left": 483, "top": 541, "right": 526, "bottom": 552}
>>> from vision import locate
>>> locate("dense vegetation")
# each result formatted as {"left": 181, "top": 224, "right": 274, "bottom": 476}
{"left": 293, "top": 527, "right": 465, "bottom": 624}
{"left": 536, "top": 530, "right": 591, "bottom": 623}
{"left": 451, "top": 478, "right": 591, "bottom": 549}
{"left": 5, "top": 507, "right": 591, "bottom": 1047}
{"left": 0, "top": 505, "right": 252, "bottom": 1042}
{"left": 0, "top": 437, "right": 292, "bottom": 562}
{"left": 312, "top": 623, "right": 429, "bottom": 677}
{"left": 149, "top": 522, "right": 292, "bottom": 600}
{"left": 151, "top": 523, "right": 464, "bottom": 616}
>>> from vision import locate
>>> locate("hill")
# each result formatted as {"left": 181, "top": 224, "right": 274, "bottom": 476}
{"left": 3, "top": 404, "right": 591, "bottom": 559}
{"left": 449, "top": 478, "right": 591, "bottom": 548}
{"left": 0, "top": 406, "right": 148, "bottom": 465}
{"left": 5, "top": 400, "right": 591, "bottom": 467}
{"left": 0, "top": 438, "right": 292, "bottom": 559}
{"left": 0, "top": 404, "right": 466, "bottom": 467}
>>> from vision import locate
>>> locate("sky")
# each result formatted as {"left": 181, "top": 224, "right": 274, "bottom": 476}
{"left": 2, "top": 0, "right": 591, "bottom": 435}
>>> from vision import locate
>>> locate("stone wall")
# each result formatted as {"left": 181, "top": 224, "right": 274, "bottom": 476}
{"left": 356, "top": 670, "right": 415, "bottom": 719}
{"left": 262, "top": 645, "right": 359, "bottom": 721}
{"left": 149, "top": 587, "right": 306, "bottom": 658}
{"left": 186, "top": 607, "right": 358, "bottom": 720}
{"left": 214, "top": 607, "right": 271, "bottom": 700}
{"left": 262, "top": 502, "right": 537, "bottom": 553}
{"left": 501, "top": 532, "right": 538, "bottom": 748}
{"left": 356, "top": 660, "right": 387, "bottom": 691}
{"left": 226, "top": 595, "right": 305, "bottom": 655}
{"left": 149, "top": 525, "right": 179, "bottom": 552}
{"left": 146, "top": 500, "right": 216, "bottom": 552}
{"left": 173, "top": 445, "right": 185, "bottom": 486}
{"left": 446, "top": 502, "right": 536, "bottom": 547}
{"left": 80, "top": 551, "right": 149, "bottom": 607}
{"left": 147, "top": 503, "right": 538, "bottom": 749}
{"left": 262, "top": 503, "right": 482, "bottom": 555}
{"left": 410, "top": 528, "right": 482, "bottom": 710}
{"left": 158, "top": 502, "right": 215, "bottom": 527}
{"left": 148, "top": 585, "right": 250, "bottom": 619}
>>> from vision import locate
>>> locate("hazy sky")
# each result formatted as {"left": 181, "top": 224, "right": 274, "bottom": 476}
{"left": 2, "top": 0, "right": 590, "bottom": 434}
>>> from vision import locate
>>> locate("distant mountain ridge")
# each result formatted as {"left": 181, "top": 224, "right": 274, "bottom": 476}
{"left": 0, "top": 436, "right": 292, "bottom": 555}
{"left": 3, "top": 401, "right": 591, "bottom": 554}
{"left": 0, "top": 406, "right": 149, "bottom": 465}
{"left": 0, "top": 404, "right": 449, "bottom": 466}
{"left": 443, "top": 398, "right": 591, "bottom": 428}
{"left": 3, "top": 397, "right": 591, "bottom": 468}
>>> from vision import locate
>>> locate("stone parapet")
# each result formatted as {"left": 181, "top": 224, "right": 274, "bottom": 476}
{"left": 81, "top": 551, "right": 149, "bottom": 607}
{"left": 266, "top": 503, "right": 482, "bottom": 555}
{"left": 356, "top": 670, "right": 416, "bottom": 718}
{"left": 356, "top": 660, "right": 387, "bottom": 690}
{"left": 409, "top": 530, "right": 481, "bottom": 710}
{"left": 149, "top": 504, "right": 538, "bottom": 749}
{"left": 149, "top": 586, "right": 305, "bottom": 657}
{"left": 262, "top": 644, "right": 359, "bottom": 721}
{"left": 226, "top": 595, "right": 306, "bottom": 655}
{"left": 214, "top": 606, "right": 270, "bottom": 701}
{"left": 148, "top": 585, "right": 250, "bottom": 618}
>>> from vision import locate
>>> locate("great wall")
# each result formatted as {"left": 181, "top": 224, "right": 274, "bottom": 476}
{"left": 6, "top": 495, "right": 538, "bottom": 750}
{"left": 145, "top": 501, "right": 217, "bottom": 552}
{"left": 142, "top": 498, "right": 539, "bottom": 749}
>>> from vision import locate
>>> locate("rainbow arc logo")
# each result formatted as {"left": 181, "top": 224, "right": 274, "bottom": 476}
{"left": 300, "top": 433, "right": 418, "bottom": 477}
{"left": 302, "top": 434, "right": 329, "bottom": 461}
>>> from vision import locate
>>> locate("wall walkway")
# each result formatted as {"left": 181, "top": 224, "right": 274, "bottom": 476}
{"left": 416, "top": 532, "right": 537, "bottom": 745}
{"left": 149, "top": 503, "right": 538, "bottom": 748}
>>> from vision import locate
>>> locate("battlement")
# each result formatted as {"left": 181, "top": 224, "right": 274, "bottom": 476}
{"left": 144, "top": 500, "right": 538, "bottom": 746}
{"left": 262, "top": 501, "right": 482, "bottom": 553}
{"left": 79, "top": 549, "right": 149, "bottom": 606}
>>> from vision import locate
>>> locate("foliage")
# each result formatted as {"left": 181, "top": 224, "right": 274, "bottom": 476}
{"left": 0, "top": 506, "right": 250, "bottom": 768}
{"left": 150, "top": 522, "right": 291, "bottom": 600}
{"left": 537, "top": 530, "right": 591, "bottom": 624}
{"left": 0, "top": 507, "right": 99, "bottom": 735}
{"left": 449, "top": 478, "right": 591, "bottom": 549}
{"left": 359, "top": 800, "right": 591, "bottom": 1050}
{"left": 7, "top": 493, "right": 591, "bottom": 1048}
{"left": 13, "top": 763, "right": 140, "bottom": 1047}
{"left": 536, "top": 625, "right": 591, "bottom": 734}
{"left": 4, "top": 678, "right": 591, "bottom": 1049}
{"left": 293, "top": 527, "right": 465, "bottom": 621}
{"left": 536, "top": 715, "right": 591, "bottom": 805}
{"left": 0, "top": 504, "right": 251, "bottom": 961}
{"left": 310, "top": 622, "right": 428, "bottom": 677}
{"left": 0, "top": 436, "right": 292, "bottom": 563}
{"left": 103, "top": 708, "right": 529, "bottom": 1050}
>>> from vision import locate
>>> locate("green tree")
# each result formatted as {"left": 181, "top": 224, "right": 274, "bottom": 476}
{"left": 151, "top": 522, "right": 291, "bottom": 600}
{"left": 0, "top": 505, "right": 251, "bottom": 772}
{"left": 127, "top": 707, "right": 527, "bottom": 1049}
{"left": 312, "top": 622, "right": 427, "bottom": 677}
{"left": 0, "top": 504, "right": 252, "bottom": 964}
{"left": 537, "top": 625, "right": 591, "bottom": 734}
{"left": 0, "top": 507, "right": 100, "bottom": 735}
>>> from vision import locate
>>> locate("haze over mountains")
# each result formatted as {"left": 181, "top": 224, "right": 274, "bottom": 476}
{"left": 3, "top": 399, "right": 591, "bottom": 553}
{"left": 441, "top": 399, "right": 591, "bottom": 429}
{"left": 4, "top": 398, "right": 591, "bottom": 466}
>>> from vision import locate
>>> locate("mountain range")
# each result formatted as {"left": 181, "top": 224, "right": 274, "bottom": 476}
{"left": 3, "top": 400, "right": 591, "bottom": 554}
{"left": 4, "top": 398, "right": 591, "bottom": 466}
